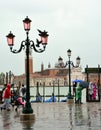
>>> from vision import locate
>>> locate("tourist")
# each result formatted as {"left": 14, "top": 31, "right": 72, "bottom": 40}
{"left": 1, "top": 84, "right": 7, "bottom": 103}
{"left": 20, "top": 84, "right": 26, "bottom": 101}
{"left": 75, "top": 83, "right": 82, "bottom": 104}
{"left": 73, "top": 82, "right": 77, "bottom": 96}
{"left": 92, "top": 83, "right": 97, "bottom": 100}
{"left": 1, "top": 84, "right": 13, "bottom": 111}
{"left": 88, "top": 82, "right": 93, "bottom": 100}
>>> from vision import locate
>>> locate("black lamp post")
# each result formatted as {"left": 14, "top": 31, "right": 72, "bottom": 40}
{"left": 66, "top": 49, "right": 80, "bottom": 99}
{"left": 6, "top": 16, "right": 49, "bottom": 114}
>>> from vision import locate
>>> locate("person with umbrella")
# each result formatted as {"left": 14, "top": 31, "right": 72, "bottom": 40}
{"left": 75, "top": 82, "right": 83, "bottom": 104}
{"left": 72, "top": 79, "right": 82, "bottom": 98}
{"left": 73, "top": 82, "right": 77, "bottom": 96}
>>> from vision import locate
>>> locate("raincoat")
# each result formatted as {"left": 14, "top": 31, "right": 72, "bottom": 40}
{"left": 75, "top": 85, "right": 82, "bottom": 101}
{"left": 3, "top": 84, "right": 12, "bottom": 99}
{"left": 1, "top": 84, "right": 12, "bottom": 110}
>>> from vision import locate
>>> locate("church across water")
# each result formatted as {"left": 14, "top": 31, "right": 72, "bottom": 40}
{"left": 14, "top": 49, "right": 84, "bottom": 87}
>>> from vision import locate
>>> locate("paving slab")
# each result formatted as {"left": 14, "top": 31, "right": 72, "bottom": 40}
{"left": 0, "top": 102, "right": 101, "bottom": 130}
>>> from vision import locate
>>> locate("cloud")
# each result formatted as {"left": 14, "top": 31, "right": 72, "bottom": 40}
{"left": 0, "top": 0, "right": 101, "bottom": 74}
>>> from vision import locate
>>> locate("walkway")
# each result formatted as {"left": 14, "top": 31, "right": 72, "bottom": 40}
{"left": 0, "top": 102, "right": 101, "bottom": 130}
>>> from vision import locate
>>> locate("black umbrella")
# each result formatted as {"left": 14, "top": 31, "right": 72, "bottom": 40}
{"left": 79, "top": 81, "right": 89, "bottom": 89}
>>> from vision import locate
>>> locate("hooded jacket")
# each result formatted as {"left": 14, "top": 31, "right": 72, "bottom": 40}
{"left": 3, "top": 84, "right": 12, "bottom": 99}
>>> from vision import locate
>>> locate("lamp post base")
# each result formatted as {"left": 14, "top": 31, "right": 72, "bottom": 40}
{"left": 22, "top": 102, "right": 33, "bottom": 114}
{"left": 67, "top": 93, "right": 74, "bottom": 104}
{"left": 20, "top": 113, "right": 35, "bottom": 121}
{"left": 67, "top": 93, "right": 73, "bottom": 99}
{"left": 67, "top": 99, "right": 74, "bottom": 104}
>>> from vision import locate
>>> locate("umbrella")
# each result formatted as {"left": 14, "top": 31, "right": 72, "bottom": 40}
{"left": 79, "top": 81, "right": 89, "bottom": 89}
{"left": 72, "top": 79, "right": 83, "bottom": 83}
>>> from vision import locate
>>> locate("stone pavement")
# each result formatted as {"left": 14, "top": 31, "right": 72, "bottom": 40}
{"left": 0, "top": 102, "right": 101, "bottom": 130}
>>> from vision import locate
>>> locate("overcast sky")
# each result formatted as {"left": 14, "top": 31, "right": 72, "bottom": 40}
{"left": 0, "top": 0, "right": 101, "bottom": 75}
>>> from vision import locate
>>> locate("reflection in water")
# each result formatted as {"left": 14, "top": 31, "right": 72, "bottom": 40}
{"left": 74, "top": 103, "right": 101, "bottom": 130}
{"left": 21, "top": 120, "right": 35, "bottom": 130}
{"left": 87, "top": 107, "right": 92, "bottom": 130}
{"left": 68, "top": 105, "right": 73, "bottom": 130}
{"left": 13, "top": 110, "right": 20, "bottom": 118}
{"left": 100, "top": 109, "right": 101, "bottom": 121}
{"left": 0, "top": 102, "right": 101, "bottom": 130}
{"left": 1, "top": 110, "right": 11, "bottom": 130}
{"left": 75, "top": 105, "right": 83, "bottom": 126}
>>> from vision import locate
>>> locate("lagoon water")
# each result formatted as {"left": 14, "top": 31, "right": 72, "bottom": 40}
{"left": 30, "top": 86, "right": 86, "bottom": 103}
{"left": 0, "top": 85, "right": 86, "bottom": 102}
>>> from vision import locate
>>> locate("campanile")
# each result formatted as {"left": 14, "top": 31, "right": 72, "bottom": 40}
{"left": 25, "top": 48, "right": 33, "bottom": 74}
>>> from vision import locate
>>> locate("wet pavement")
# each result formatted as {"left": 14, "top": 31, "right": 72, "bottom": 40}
{"left": 0, "top": 102, "right": 101, "bottom": 130}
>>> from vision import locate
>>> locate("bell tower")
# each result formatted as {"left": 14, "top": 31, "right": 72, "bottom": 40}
{"left": 25, "top": 48, "right": 33, "bottom": 74}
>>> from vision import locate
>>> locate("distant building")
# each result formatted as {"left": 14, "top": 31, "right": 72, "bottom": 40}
{"left": 14, "top": 51, "right": 84, "bottom": 87}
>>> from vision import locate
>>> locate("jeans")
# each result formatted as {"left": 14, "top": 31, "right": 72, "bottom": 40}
{"left": 1, "top": 98, "right": 11, "bottom": 109}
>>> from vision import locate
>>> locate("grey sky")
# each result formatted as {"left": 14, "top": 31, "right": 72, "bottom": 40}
{"left": 0, "top": 0, "right": 101, "bottom": 75}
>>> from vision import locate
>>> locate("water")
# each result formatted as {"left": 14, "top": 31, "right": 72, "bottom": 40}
{"left": 30, "top": 86, "right": 86, "bottom": 103}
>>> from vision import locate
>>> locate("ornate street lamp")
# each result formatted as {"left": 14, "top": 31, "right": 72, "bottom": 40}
{"left": 65, "top": 49, "right": 80, "bottom": 100}
{"left": 6, "top": 16, "right": 49, "bottom": 114}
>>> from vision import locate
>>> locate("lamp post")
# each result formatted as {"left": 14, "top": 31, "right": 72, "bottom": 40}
{"left": 66, "top": 49, "right": 80, "bottom": 100}
{"left": 6, "top": 16, "right": 49, "bottom": 114}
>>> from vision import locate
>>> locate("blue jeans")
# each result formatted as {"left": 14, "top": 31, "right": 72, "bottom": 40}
{"left": 1, "top": 98, "right": 11, "bottom": 109}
